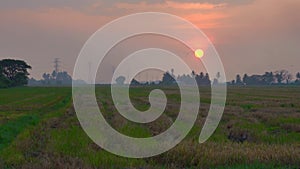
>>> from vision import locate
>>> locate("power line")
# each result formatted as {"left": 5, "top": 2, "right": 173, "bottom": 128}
{"left": 54, "top": 58, "right": 60, "bottom": 73}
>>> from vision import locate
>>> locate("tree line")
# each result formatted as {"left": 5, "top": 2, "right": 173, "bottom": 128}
{"left": 127, "top": 70, "right": 300, "bottom": 86}
{"left": 231, "top": 70, "right": 300, "bottom": 85}
{"left": 0, "top": 59, "right": 73, "bottom": 88}
{"left": 1, "top": 59, "right": 300, "bottom": 88}
{"left": 28, "top": 70, "right": 72, "bottom": 86}
{"left": 160, "top": 70, "right": 211, "bottom": 85}
{"left": 119, "top": 71, "right": 211, "bottom": 86}
{"left": 124, "top": 71, "right": 213, "bottom": 86}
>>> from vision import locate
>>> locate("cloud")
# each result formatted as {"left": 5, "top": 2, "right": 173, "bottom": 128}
{"left": 210, "top": 0, "right": 300, "bottom": 79}
{"left": 182, "top": 13, "right": 228, "bottom": 29}
{"left": 0, "top": 0, "right": 98, "bottom": 10}
{"left": 114, "top": 1, "right": 226, "bottom": 10}
{"left": 165, "top": 1, "right": 226, "bottom": 10}
{"left": 0, "top": 0, "right": 299, "bottom": 80}
{"left": 0, "top": 7, "right": 112, "bottom": 34}
{"left": 111, "top": 1, "right": 228, "bottom": 30}
{"left": 0, "top": 7, "right": 113, "bottom": 79}
{"left": 0, "top": 1, "right": 228, "bottom": 33}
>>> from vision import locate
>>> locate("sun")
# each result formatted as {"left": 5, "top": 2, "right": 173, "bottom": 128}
{"left": 195, "top": 49, "right": 204, "bottom": 59}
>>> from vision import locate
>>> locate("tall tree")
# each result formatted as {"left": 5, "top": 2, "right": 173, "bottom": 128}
{"left": 243, "top": 74, "right": 249, "bottom": 85}
{"left": 214, "top": 72, "right": 221, "bottom": 84}
{"left": 191, "top": 70, "right": 196, "bottom": 78}
{"left": 199, "top": 72, "right": 204, "bottom": 79}
{"left": 0, "top": 73, "right": 10, "bottom": 88}
{"left": 0, "top": 59, "right": 31, "bottom": 87}
{"left": 296, "top": 72, "right": 300, "bottom": 80}
{"left": 161, "top": 72, "right": 176, "bottom": 85}
{"left": 235, "top": 74, "right": 243, "bottom": 85}
{"left": 51, "top": 70, "right": 57, "bottom": 80}
{"left": 275, "top": 70, "right": 289, "bottom": 84}
{"left": 216, "top": 72, "right": 221, "bottom": 80}
{"left": 286, "top": 73, "right": 293, "bottom": 84}
{"left": 115, "top": 76, "right": 126, "bottom": 85}
{"left": 263, "top": 72, "right": 274, "bottom": 85}
{"left": 296, "top": 72, "right": 300, "bottom": 84}
{"left": 204, "top": 73, "right": 211, "bottom": 85}
{"left": 42, "top": 73, "right": 51, "bottom": 84}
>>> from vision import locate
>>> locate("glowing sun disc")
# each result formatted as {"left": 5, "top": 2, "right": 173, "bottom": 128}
{"left": 195, "top": 49, "right": 204, "bottom": 59}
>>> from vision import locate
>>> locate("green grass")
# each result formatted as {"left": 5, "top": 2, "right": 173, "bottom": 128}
{"left": 0, "top": 114, "right": 39, "bottom": 151}
{"left": 0, "top": 86, "right": 300, "bottom": 168}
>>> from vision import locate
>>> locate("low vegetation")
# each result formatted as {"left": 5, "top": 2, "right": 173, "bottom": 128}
{"left": 0, "top": 86, "right": 299, "bottom": 168}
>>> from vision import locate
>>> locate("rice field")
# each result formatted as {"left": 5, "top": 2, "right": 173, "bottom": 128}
{"left": 0, "top": 86, "right": 299, "bottom": 168}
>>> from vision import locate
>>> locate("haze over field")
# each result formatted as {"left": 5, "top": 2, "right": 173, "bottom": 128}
{"left": 1, "top": 1, "right": 300, "bottom": 168}
{"left": 0, "top": 0, "right": 299, "bottom": 81}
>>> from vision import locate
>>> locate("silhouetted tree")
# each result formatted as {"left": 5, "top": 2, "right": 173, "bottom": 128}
{"left": 0, "top": 59, "right": 31, "bottom": 87}
{"left": 275, "top": 70, "right": 289, "bottom": 84}
{"left": 235, "top": 74, "right": 243, "bottom": 85}
{"left": 204, "top": 73, "right": 211, "bottom": 85}
{"left": 130, "top": 78, "right": 140, "bottom": 86}
{"left": 199, "top": 72, "right": 204, "bottom": 79}
{"left": 56, "top": 71, "right": 72, "bottom": 85}
{"left": 242, "top": 72, "right": 274, "bottom": 85}
{"left": 262, "top": 72, "right": 274, "bottom": 85}
{"left": 213, "top": 72, "right": 221, "bottom": 84}
{"left": 161, "top": 72, "right": 176, "bottom": 85}
{"left": 30, "top": 70, "right": 73, "bottom": 86}
{"left": 296, "top": 72, "right": 300, "bottom": 84}
{"left": 0, "top": 73, "right": 10, "bottom": 88}
{"left": 195, "top": 72, "right": 210, "bottom": 85}
{"left": 216, "top": 72, "right": 221, "bottom": 80}
{"left": 191, "top": 70, "right": 196, "bottom": 78}
{"left": 194, "top": 72, "right": 211, "bottom": 85}
{"left": 42, "top": 73, "right": 51, "bottom": 84}
{"left": 286, "top": 73, "right": 293, "bottom": 84}
{"left": 52, "top": 70, "right": 57, "bottom": 80}
{"left": 213, "top": 78, "right": 218, "bottom": 85}
{"left": 177, "top": 74, "right": 194, "bottom": 85}
{"left": 243, "top": 74, "right": 249, "bottom": 85}
{"left": 115, "top": 76, "right": 126, "bottom": 85}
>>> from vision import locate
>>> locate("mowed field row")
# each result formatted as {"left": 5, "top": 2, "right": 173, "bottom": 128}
{"left": 0, "top": 86, "right": 300, "bottom": 169}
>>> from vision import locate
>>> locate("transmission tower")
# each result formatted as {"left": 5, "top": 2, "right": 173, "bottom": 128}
{"left": 54, "top": 58, "right": 60, "bottom": 73}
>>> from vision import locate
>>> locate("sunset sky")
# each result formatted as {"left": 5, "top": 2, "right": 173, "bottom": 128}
{"left": 0, "top": 0, "right": 299, "bottom": 81}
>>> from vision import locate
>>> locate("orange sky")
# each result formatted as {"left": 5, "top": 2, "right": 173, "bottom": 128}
{"left": 0, "top": 0, "right": 299, "bottom": 81}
